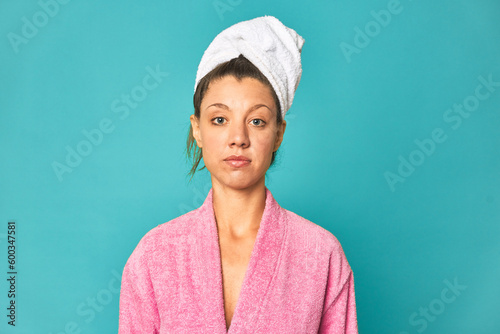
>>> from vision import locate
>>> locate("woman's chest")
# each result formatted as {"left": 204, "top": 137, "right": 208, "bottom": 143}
{"left": 151, "top": 231, "right": 330, "bottom": 333}
{"left": 219, "top": 235, "right": 257, "bottom": 329}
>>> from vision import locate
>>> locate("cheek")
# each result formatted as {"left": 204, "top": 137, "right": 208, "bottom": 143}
{"left": 254, "top": 133, "right": 277, "bottom": 156}
{"left": 200, "top": 133, "right": 225, "bottom": 165}
{"left": 200, "top": 128, "right": 220, "bottom": 150}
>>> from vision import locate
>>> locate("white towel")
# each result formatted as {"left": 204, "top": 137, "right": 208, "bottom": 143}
{"left": 194, "top": 15, "right": 305, "bottom": 119}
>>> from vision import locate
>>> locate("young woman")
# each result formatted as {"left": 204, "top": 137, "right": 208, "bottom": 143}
{"left": 119, "top": 16, "right": 358, "bottom": 333}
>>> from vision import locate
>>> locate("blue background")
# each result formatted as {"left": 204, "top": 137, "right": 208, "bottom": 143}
{"left": 1, "top": 0, "right": 499, "bottom": 333}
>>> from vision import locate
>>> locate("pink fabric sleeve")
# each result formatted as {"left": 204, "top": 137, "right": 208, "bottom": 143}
{"left": 318, "top": 239, "right": 359, "bottom": 334}
{"left": 118, "top": 235, "right": 160, "bottom": 334}
{"left": 318, "top": 271, "right": 358, "bottom": 333}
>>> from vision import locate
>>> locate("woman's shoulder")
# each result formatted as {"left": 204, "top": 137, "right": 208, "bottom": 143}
{"left": 282, "top": 208, "right": 348, "bottom": 260}
{"left": 284, "top": 208, "right": 340, "bottom": 243}
{"left": 281, "top": 207, "right": 353, "bottom": 288}
{"left": 125, "top": 207, "right": 202, "bottom": 261}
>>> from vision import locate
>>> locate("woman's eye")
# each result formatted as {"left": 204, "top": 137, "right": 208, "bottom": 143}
{"left": 212, "top": 117, "right": 225, "bottom": 125}
{"left": 252, "top": 119, "right": 265, "bottom": 126}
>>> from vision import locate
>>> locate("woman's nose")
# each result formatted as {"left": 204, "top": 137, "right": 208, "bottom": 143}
{"left": 228, "top": 119, "right": 249, "bottom": 148}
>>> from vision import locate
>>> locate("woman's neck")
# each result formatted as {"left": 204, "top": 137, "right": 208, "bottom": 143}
{"left": 211, "top": 181, "right": 266, "bottom": 239}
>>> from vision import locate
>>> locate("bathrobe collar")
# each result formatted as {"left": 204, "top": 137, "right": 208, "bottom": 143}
{"left": 197, "top": 186, "right": 287, "bottom": 333}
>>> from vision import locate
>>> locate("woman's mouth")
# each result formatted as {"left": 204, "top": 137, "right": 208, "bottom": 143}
{"left": 224, "top": 155, "right": 251, "bottom": 168}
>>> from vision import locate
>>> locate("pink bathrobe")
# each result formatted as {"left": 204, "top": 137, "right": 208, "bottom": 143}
{"left": 119, "top": 187, "right": 358, "bottom": 333}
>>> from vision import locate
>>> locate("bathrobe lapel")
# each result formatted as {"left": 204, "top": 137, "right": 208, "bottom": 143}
{"left": 197, "top": 187, "right": 287, "bottom": 333}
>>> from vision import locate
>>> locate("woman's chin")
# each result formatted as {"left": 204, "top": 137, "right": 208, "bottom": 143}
{"left": 212, "top": 174, "right": 263, "bottom": 191}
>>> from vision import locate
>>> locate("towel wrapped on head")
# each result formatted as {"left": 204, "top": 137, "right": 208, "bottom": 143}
{"left": 194, "top": 15, "right": 305, "bottom": 119}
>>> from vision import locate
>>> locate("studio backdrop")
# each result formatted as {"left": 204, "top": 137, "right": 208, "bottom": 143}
{"left": 1, "top": 0, "right": 499, "bottom": 333}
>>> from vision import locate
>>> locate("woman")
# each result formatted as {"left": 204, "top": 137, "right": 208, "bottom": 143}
{"left": 119, "top": 16, "right": 358, "bottom": 333}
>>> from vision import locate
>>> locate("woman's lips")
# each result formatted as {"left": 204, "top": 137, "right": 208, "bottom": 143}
{"left": 224, "top": 155, "right": 251, "bottom": 168}
{"left": 225, "top": 160, "right": 250, "bottom": 168}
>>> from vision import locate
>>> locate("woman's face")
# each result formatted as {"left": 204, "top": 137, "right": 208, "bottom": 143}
{"left": 190, "top": 75, "right": 286, "bottom": 191}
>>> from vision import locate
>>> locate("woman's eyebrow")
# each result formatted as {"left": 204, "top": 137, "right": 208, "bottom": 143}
{"left": 206, "top": 103, "right": 271, "bottom": 113}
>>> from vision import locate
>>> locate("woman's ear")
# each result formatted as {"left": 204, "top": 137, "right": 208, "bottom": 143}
{"left": 190, "top": 115, "right": 203, "bottom": 148}
{"left": 273, "top": 120, "right": 286, "bottom": 152}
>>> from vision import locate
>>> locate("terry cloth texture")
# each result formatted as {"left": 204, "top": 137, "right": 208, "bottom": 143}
{"left": 119, "top": 187, "right": 358, "bottom": 333}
